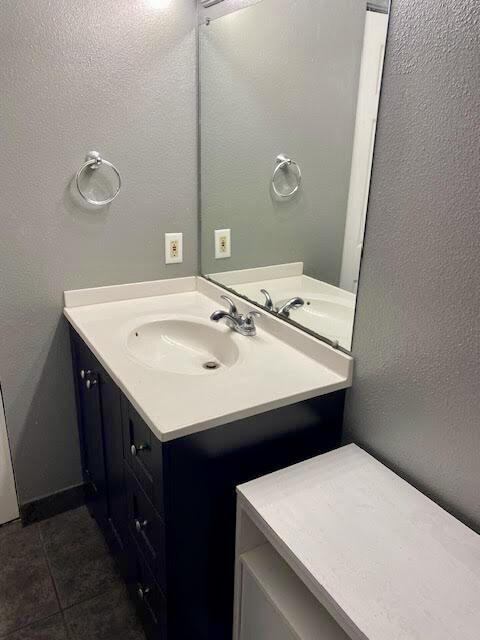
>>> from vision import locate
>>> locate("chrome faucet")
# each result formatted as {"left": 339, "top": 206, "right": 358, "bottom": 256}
{"left": 260, "top": 289, "right": 304, "bottom": 318}
{"left": 277, "top": 297, "right": 305, "bottom": 317}
{"left": 260, "top": 289, "right": 274, "bottom": 311}
{"left": 210, "top": 295, "right": 261, "bottom": 337}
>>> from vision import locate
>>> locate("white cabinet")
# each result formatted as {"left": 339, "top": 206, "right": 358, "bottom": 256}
{"left": 234, "top": 445, "right": 480, "bottom": 640}
{"left": 239, "top": 544, "right": 349, "bottom": 640}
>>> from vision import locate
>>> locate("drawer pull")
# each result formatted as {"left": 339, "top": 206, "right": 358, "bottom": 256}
{"left": 131, "top": 443, "right": 149, "bottom": 457}
{"left": 135, "top": 518, "right": 148, "bottom": 533}
{"left": 137, "top": 585, "right": 150, "bottom": 600}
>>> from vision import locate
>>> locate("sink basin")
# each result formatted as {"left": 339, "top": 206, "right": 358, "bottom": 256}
{"left": 126, "top": 319, "right": 240, "bottom": 375}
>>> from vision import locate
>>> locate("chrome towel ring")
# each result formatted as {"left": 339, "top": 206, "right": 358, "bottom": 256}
{"left": 76, "top": 151, "right": 122, "bottom": 206}
{"left": 271, "top": 154, "right": 302, "bottom": 198}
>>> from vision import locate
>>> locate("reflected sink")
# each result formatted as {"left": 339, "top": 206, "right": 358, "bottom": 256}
{"left": 277, "top": 297, "right": 352, "bottom": 321}
{"left": 127, "top": 319, "right": 240, "bottom": 375}
{"left": 295, "top": 298, "right": 352, "bottom": 322}
{"left": 276, "top": 296, "right": 354, "bottom": 344}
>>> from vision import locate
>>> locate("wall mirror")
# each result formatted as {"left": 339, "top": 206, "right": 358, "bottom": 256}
{"left": 199, "top": 0, "right": 390, "bottom": 351}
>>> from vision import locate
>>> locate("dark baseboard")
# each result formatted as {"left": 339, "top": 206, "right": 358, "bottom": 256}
{"left": 20, "top": 483, "right": 86, "bottom": 526}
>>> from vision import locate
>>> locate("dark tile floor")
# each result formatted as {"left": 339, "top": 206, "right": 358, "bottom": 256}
{"left": 0, "top": 507, "right": 145, "bottom": 640}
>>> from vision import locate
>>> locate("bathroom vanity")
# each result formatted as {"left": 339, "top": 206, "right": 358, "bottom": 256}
{"left": 65, "top": 276, "right": 352, "bottom": 640}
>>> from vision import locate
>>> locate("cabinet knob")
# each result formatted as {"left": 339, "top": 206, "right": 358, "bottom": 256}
{"left": 130, "top": 443, "right": 148, "bottom": 457}
{"left": 137, "top": 585, "right": 150, "bottom": 600}
{"left": 85, "top": 378, "right": 97, "bottom": 390}
{"left": 135, "top": 518, "right": 148, "bottom": 533}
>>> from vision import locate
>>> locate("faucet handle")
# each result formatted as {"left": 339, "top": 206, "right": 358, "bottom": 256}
{"left": 260, "top": 289, "right": 274, "bottom": 310}
{"left": 244, "top": 311, "right": 261, "bottom": 326}
{"left": 220, "top": 294, "right": 238, "bottom": 316}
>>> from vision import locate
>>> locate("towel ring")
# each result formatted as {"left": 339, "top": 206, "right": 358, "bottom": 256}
{"left": 271, "top": 154, "right": 302, "bottom": 198}
{"left": 76, "top": 151, "right": 122, "bottom": 206}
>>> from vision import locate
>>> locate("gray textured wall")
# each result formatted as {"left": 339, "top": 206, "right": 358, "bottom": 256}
{"left": 344, "top": 0, "right": 480, "bottom": 530}
{"left": 200, "top": 0, "right": 365, "bottom": 282}
{"left": 0, "top": 0, "right": 197, "bottom": 503}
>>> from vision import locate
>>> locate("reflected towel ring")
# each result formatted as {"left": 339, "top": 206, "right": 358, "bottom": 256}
{"left": 75, "top": 151, "right": 122, "bottom": 206}
{"left": 271, "top": 154, "right": 302, "bottom": 198}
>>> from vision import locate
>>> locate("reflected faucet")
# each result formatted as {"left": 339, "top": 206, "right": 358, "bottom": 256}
{"left": 277, "top": 297, "right": 305, "bottom": 317}
{"left": 260, "top": 289, "right": 274, "bottom": 310}
{"left": 260, "top": 289, "right": 304, "bottom": 318}
{"left": 210, "top": 295, "right": 261, "bottom": 337}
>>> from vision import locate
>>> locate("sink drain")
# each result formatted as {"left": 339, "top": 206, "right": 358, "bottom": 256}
{"left": 203, "top": 361, "right": 220, "bottom": 370}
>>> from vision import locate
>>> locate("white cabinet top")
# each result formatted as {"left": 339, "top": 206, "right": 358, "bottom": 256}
{"left": 64, "top": 277, "right": 352, "bottom": 442}
{"left": 237, "top": 444, "right": 480, "bottom": 640}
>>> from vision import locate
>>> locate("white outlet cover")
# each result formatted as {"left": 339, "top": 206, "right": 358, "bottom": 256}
{"left": 215, "top": 228, "right": 231, "bottom": 259}
{"left": 165, "top": 232, "right": 183, "bottom": 264}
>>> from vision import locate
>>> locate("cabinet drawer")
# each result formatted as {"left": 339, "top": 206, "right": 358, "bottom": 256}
{"left": 125, "top": 464, "right": 166, "bottom": 594}
{"left": 123, "top": 400, "right": 164, "bottom": 515}
{"left": 126, "top": 535, "right": 167, "bottom": 640}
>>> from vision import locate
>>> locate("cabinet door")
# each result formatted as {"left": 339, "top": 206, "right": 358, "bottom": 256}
{"left": 72, "top": 337, "right": 108, "bottom": 530}
{"left": 99, "top": 370, "right": 128, "bottom": 562}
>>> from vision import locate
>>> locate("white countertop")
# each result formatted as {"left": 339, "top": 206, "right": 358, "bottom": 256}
{"left": 237, "top": 444, "right": 480, "bottom": 640}
{"left": 64, "top": 277, "right": 352, "bottom": 442}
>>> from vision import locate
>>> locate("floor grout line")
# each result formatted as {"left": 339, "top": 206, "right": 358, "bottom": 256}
{"left": 37, "top": 517, "right": 72, "bottom": 638}
{"left": 35, "top": 511, "right": 114, "bottom": 639}
{"left": 60, "top": 582, "right": 124, "bottom": 614}
{"left": 60, "top": 609, "right": 74, "bottom": 640}
{"left": 2, "top": 508, "right": 143, "bottom": 640}
{"left": 38, "top": 521, "right": 64, "bottom": 612}
{"left": 0, "top": 612, "right": 63, "bottom": 640}
{"left": 0, "top": 524, "right": 61, "bottom": 638}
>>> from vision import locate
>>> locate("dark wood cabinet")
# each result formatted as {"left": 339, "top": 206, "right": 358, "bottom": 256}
{"left": 70, "top": 326, "right": 345, "bottom": 640}
{"left": 71, "top": 333, "right": 127, "bottom": 561}
{"left": 71, "top": 336, "right": 109, "bottom": 531}
{"left": 99, "top": 370, "right": 128, "bottom": 567}
{"left": 125, "top": 463, "right": 167, "bottom": 594}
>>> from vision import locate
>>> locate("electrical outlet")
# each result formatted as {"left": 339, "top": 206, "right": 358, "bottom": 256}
{"left": 215, "top": 229, "right": 231, "bottom": 259}
{"left": 165, "top": 232, "right": 183, "bottom": 264}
